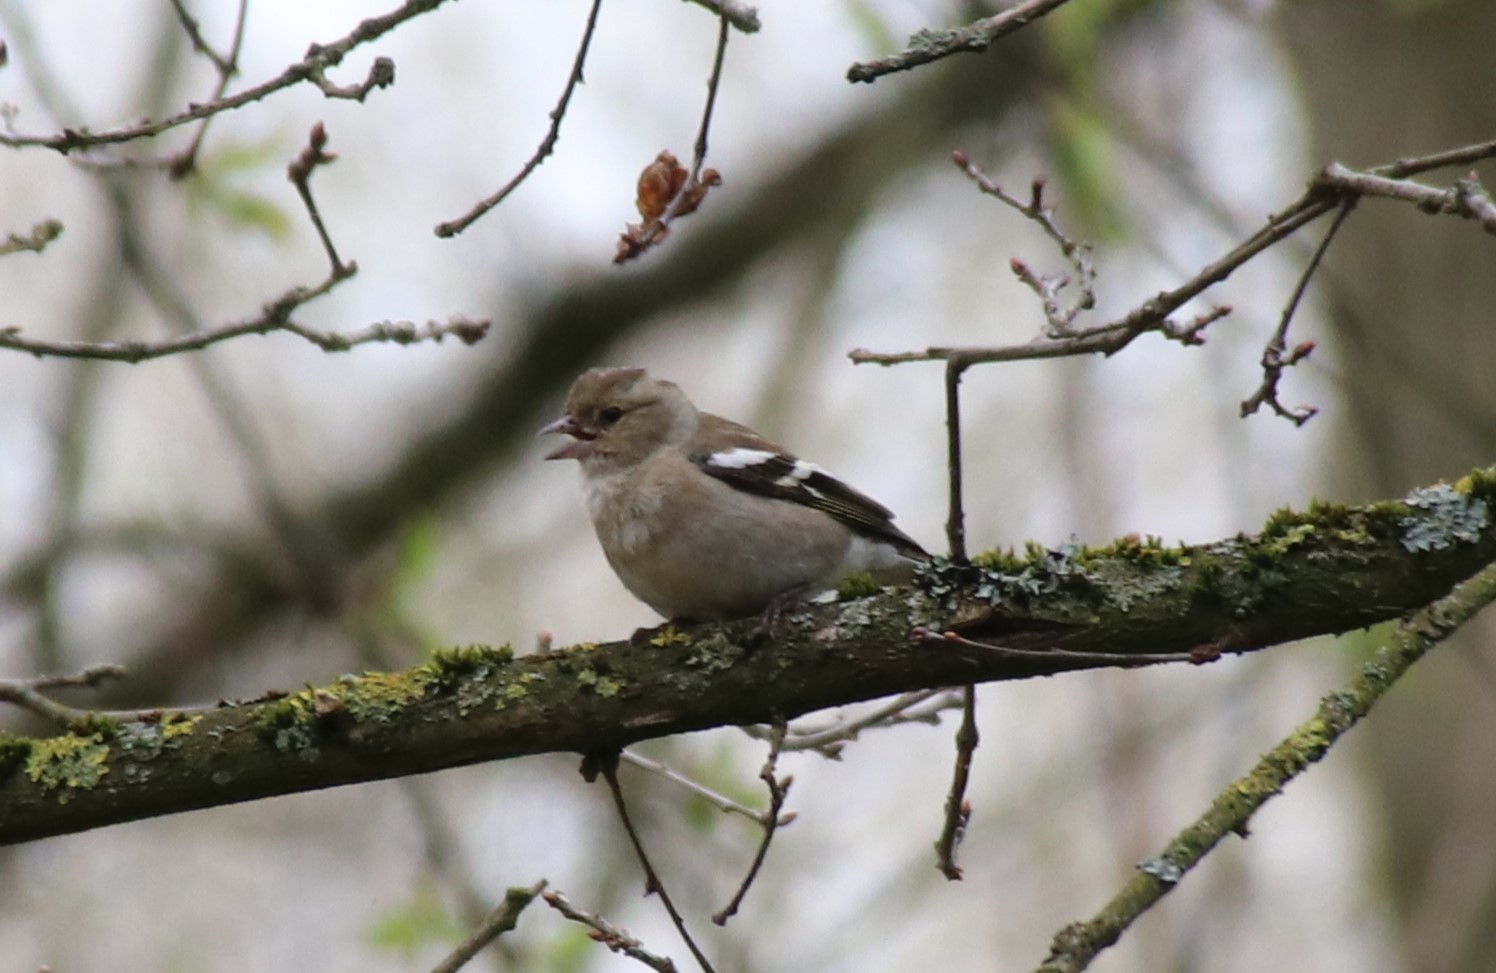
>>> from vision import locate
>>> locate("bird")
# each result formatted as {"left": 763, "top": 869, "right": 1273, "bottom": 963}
{"left": 541, "top": 366, "right": 928, "bottom": 622}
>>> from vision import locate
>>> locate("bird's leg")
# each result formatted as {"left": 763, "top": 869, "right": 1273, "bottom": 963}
{"left": 748, "top": 584, "right": 813, "bottom": 645}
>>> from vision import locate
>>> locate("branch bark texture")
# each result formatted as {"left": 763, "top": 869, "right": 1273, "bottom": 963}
{"left": 2, "top": 467, "right": 1492, "bottom": 845}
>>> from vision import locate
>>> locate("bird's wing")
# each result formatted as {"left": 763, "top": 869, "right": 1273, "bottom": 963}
{"left": 689, "top": 414, "right": 927, "bottom": 558}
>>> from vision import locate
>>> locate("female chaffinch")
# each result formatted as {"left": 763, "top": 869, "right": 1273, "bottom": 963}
{"left": 541, "top": 367, "right": 928, "bottom": 622}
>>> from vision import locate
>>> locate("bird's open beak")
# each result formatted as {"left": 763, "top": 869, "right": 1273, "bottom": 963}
{"left": 538, "top": 414, "right": 596, "bottom": 461}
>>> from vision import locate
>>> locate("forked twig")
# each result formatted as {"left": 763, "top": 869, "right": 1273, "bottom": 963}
{"left": 1238, "top": 199, "right": 1353, "bottom": 425}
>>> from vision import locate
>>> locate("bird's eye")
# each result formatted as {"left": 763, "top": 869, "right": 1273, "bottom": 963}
{"left": 599, "top": 406, "right": 624, "bottom": 426}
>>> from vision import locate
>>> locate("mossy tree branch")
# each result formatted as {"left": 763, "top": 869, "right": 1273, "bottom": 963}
{"left": 2, "top": 465, "right": 1493, "bottom": 847}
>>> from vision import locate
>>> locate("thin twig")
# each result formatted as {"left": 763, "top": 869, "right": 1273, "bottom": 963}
{"left": 712, "top": 724, "right": 791, "bottom": 925}
{"left": 944, "top": 359, "right": 968, "bottom": 561}
{"left": 430, "top": 880, "right": 547, "bottom": 973}
{"left": 544, "top": 889, "right": 680, "bottom": 973}
{"left": 1033, "top": 559, "right": 1496, "bottom": 973}
{"left": 0, "top": 0, "right": 441, "bottom": 152}
{"left": 621, "top": 749, "right": 793, "bottom": 826}
{"left": 934, "top": 684, "right": 978, "bottom": 880}
{"left": 921, "top": 628, "right": 1208, "bottom": 668}
{"left": 688, "top": 14, "right": 730, "bottom": 181}
{"left": 744, "top": 688, "right": 965, "bottom": 755}
{"left": 1239, "top": 200, "right": 1353, "bottom": 425}
{"left": 434, "top": 0, "right": 604, "bottom": 238}
{"left": 847, "top": 0, "right": 1076, "bottom": 83}
{"left": 595, "top": 757, "right": 719, "bottom": 973}
{"left": 287, "top": 122, "right": 350, "bottom": 275}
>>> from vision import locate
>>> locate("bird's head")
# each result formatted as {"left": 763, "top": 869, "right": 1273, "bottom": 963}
{"left": 540, "top": 367, "right": 698, "bottom": 469}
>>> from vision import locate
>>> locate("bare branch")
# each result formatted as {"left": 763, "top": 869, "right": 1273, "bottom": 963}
{"left": 430, "top": 880, "right": 547, "bottom": 973}
{"left": 434, "top": 0, "right": 605, "bottom": 238}
{"left": 0, "top": 307, "right": 488, "bottom": 363}
{"left": 0, "top": 0, "right": 439, "bottom": 153}
{"left": 847, "top": 0, "right": 1075, "bottom": 83}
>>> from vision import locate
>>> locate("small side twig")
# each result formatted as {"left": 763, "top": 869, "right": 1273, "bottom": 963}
{"left": 918, "top": 628, "right": 1208, "bottom": 668}
{"left": 847, "top": 0, "right": 1076, "bottom": 83}
{"left": 0, "top": 664, "right": 126, "bottom": 726}
{"left": 429, "top": 879, "right": 547, "bottom": 973}
{"left": 287, "top": 122, "right": 352, "bottom": 276}
{"left": 712, "top": 723, "right": 791, "bottom": 925}
{"left": 590, "top": 755, "right": 719, "bottom": 973}
{"left": 434, "top": 0, "right": 604, "bottom": 238}
{"left": 933, "top": 684, "right": 978, "bottom": 880}
{"left": 1239, "top": 199, "right": 1353, "bottom": 425}
{"left": 743, "top": 688, "right": 966, "bottom": 756}
{"left": 953, "top": 152, "right": 1096, "bottom": 335}
{"left": 621, "top": 749, "right": 794, "bottom": 827}
{"left": 544, "top": 889, "right": 679, "bottom": 973}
